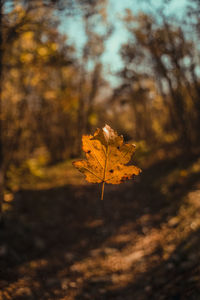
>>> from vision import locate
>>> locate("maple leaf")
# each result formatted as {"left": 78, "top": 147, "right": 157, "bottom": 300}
{"left": 73, "top": 124, "right": 141, "bottom": 200}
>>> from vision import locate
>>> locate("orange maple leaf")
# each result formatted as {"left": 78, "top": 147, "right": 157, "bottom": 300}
{"left": 73, "top": 124, "right": 141, "bottom": 200}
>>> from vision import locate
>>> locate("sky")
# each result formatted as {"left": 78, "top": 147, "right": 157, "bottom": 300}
{"left": 59, "top": 0, "right": 188, "bottom": 86}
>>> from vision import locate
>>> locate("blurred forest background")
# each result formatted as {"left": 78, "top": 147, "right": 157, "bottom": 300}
{"left": 1, "top": 0, "right": 200, "bottom": 299}
{"left": 1, "top": 0, "right": 200, "bottom": 197}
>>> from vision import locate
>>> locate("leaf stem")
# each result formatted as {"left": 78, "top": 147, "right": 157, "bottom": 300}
{"left": 101, "top": 181, "right": 105, "bottom": 201}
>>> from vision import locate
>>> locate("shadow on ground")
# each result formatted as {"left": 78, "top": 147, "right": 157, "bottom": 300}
{"left": 0, "top": 152, "right": 200, "bottom": 299}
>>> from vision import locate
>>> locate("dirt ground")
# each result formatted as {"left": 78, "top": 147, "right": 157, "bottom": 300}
{"left": 0, "top": 150, "right": 200, "bottom": 300}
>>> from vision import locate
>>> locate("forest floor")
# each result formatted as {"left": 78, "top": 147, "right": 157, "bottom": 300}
{"left": 0, "top": 146, "right": 200, "bottom": 300}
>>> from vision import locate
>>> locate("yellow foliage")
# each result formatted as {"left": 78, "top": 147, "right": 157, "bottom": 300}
{"left": 50, "top": 43, "right": 58, "bottom": 51}
{"left": 4, "top": 193, "right": 14, "bottom": 202}
{"left": 37, "top": 47, "right": 48, "bottom": 57}
{"left": 180, "top": 170, "right": 188, "bottom": 177}
{"left": 20, "top": 52, "right": 34, "bottom": 63}
{"left": 10, "top": 69, "right": 19, "bottom": 79}
{"left": 62, "top": 66, "right": 75, "bottom": 79}
{"left": 21, "top": 31, "right": 35, "bottom": 49}
{"left": 44, "top": 90, "right": 57, "bottom": 100}
{"left": 88, "top": 113, "right": 98, "bottom": 126}
{"left": 22, "top": 31, "right": 34, "bottom": 40}
{"left": 30, "top": 74, "right": 41, "bottom": 87}
{"left": 14, "top": 5, "right": 26, "bottom": 17}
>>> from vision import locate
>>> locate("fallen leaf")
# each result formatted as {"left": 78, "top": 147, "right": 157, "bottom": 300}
{"left": 73, "top": 124, "right": 141, "bottom": 199}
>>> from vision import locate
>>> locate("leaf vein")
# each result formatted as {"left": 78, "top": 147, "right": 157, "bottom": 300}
{"left": 83, "top": 166, "right": 103, "bottom": 181}
{"left": 87, "top": 139, "right": 104, "bottom": 169}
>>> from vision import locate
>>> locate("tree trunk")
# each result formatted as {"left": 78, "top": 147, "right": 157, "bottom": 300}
{"left": 85, "top": 63, "right": 101, "bottom": 133}
{"left": 0, "top": 0, "right": 4, "bottom": 226}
